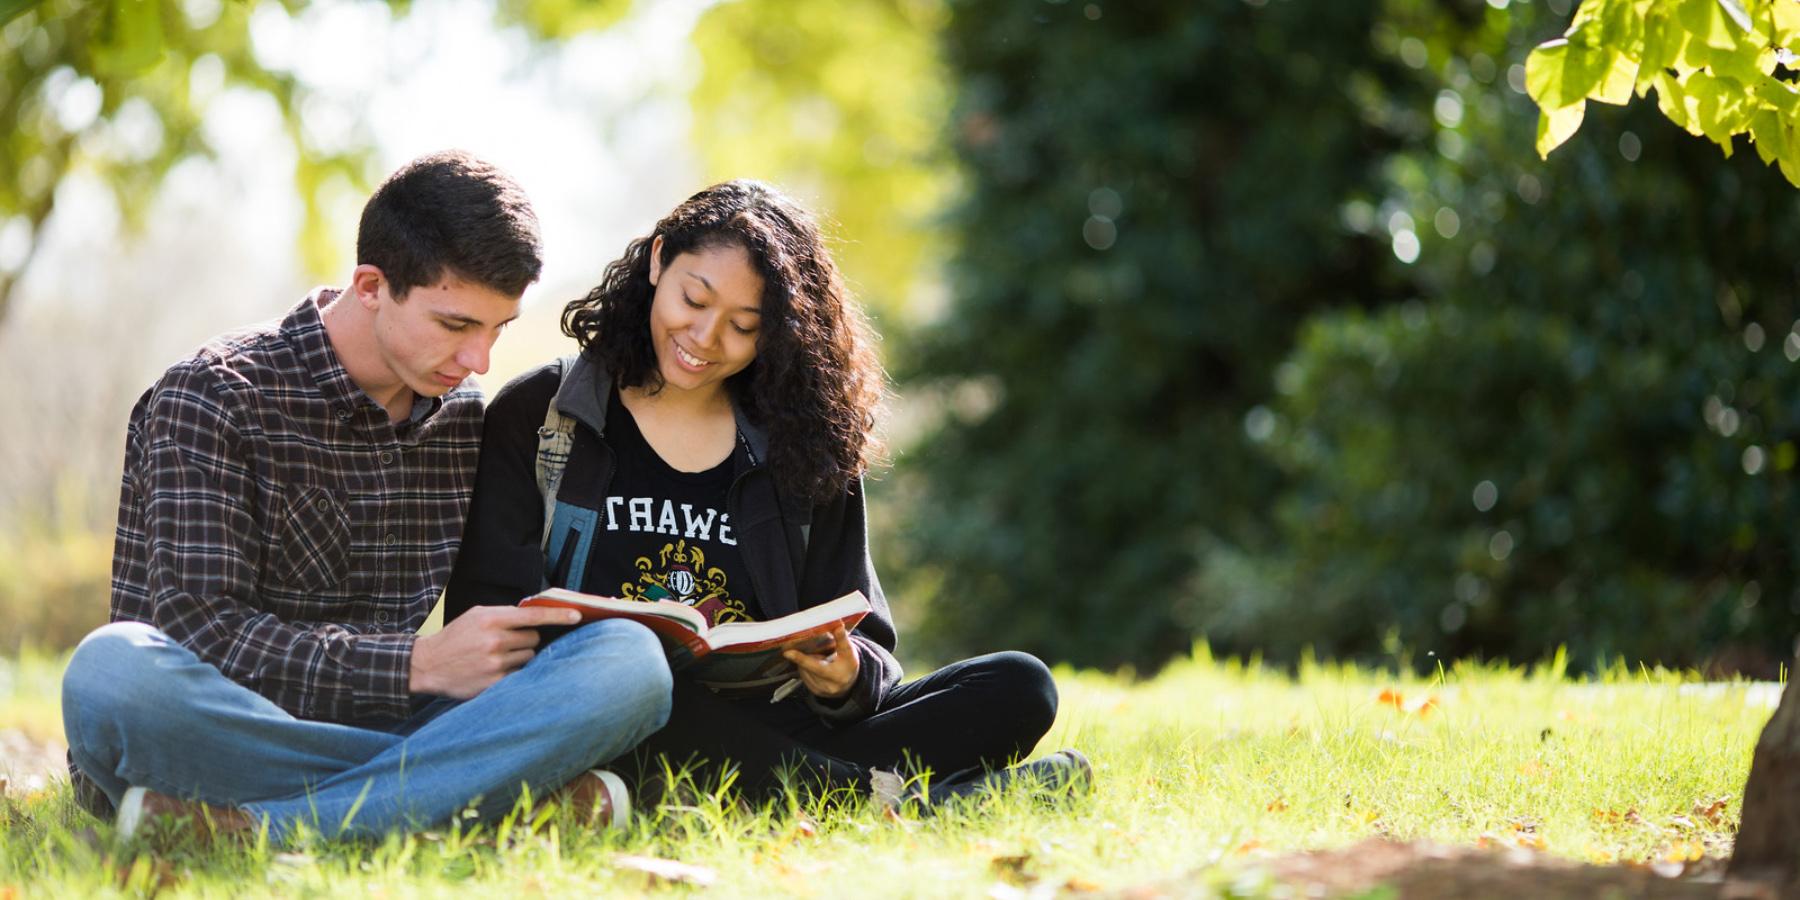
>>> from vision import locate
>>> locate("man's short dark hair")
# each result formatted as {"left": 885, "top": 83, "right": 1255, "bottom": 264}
{"left": 356, "top": 150, "right": 543, "bottom": 299}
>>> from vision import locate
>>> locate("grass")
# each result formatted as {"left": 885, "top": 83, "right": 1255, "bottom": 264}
{"left": 0, "top": 645, "right": 1772, "bottom": 897}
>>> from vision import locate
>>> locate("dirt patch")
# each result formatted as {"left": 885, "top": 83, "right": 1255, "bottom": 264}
{"left": 1232, "top": 838, "right": 1778, "bottom": 899}
{"left": 0, "top": 728, "right": 67, "bottom": 795}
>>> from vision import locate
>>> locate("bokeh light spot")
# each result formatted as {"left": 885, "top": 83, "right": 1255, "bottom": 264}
{"left": 1489, "top": 530, "right": 1514, "bottom": 561}
{"left": 1082, "top": 216, "right": 1116, "bottom": 250}
{"left": 1472, "top": 480, "right": 1497, "bottom": 512}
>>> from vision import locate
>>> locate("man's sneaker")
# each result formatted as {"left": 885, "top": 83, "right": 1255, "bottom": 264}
{"left": 543, "top": 769, "right": 630, "bottom": 829}
{"left": 115, "top": 786, "right": 255, "bottom": 843}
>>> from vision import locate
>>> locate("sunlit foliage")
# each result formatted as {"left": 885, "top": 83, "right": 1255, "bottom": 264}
{"left": 0, "top": 0, "right": 941, "bottom": 327}
{"left": 1527, "top": 0, "right": 1800, "bottom": 183}
{"left": 0, "top": 0, "right": 364, "bottom": 322}
{"left": 688, "top": 0, "right": 953, "bottom": 320}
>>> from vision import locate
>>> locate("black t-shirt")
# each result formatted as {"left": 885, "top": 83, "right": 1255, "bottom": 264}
{"left": 587, "top": 392, "right": 759, "bottom": 625}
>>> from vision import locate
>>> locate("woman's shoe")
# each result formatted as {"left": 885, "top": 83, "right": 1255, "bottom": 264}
{"left": 891, "top": 749, "right": 1094, "bottom": 814}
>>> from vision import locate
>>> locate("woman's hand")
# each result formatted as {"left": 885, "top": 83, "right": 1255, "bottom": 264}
{"left": 781, "top": 624, "right": 860, "bottom": 700}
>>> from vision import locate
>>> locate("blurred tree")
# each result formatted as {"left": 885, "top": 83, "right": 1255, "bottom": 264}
{"left": 894, "top": 0, "right": 1420, "bottom": 669}
{"left": 688, "top": 0, "right": 952, "bottom": 320}
{"left": 0, "top": 0, "right": 935, "bottom": 325}
{"left": 0, "top": 0, "right": 371, "bottom": 323}
{"left": 901, "top": 0, "right": 1800, "bottom": 674}
{"left": 1231, "top": 1, "right": 1800, "bottom": 673}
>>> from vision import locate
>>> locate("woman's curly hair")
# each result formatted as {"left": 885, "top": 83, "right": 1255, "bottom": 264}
{"left": 561, "top": 180, "right": 885, "bottom": 504}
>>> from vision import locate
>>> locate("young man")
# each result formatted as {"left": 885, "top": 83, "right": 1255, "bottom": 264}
{"left": 60, "top": 151, "right": 672, "bottom": 842}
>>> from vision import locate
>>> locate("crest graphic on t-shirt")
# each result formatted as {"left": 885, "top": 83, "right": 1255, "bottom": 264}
{"left": 623, "top": 539, "right": 749, "bottom": 625}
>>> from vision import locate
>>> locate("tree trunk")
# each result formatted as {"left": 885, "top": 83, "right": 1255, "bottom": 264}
{"left": 1729, "top": 662, "right": 1800, "bottom": 885}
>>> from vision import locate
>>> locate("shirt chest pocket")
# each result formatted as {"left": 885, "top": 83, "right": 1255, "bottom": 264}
{"left": 275, "top": 485, "right": 350, "bottom": 590}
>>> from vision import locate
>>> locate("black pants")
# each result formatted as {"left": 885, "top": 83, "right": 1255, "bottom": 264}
{"left": 614, "top": 651, "right": 1058, "bottom": 803}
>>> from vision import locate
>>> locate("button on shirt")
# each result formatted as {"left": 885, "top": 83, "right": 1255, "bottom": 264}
{"left": 107, "top": 289, "right": 485, "bottom": 723}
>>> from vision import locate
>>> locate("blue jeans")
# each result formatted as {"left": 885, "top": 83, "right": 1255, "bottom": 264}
{"left": 62, "top": 620, "right": 672, "bottom": 842}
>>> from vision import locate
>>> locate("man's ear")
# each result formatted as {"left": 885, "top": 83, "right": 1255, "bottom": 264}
{"left": 350, "top": 265, "right": 387, "bottom": 310}
{"left": 647, "top": 235, "right": 665, "bottom": 287}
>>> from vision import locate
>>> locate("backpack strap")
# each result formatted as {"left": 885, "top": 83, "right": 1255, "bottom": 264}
{"left": 534, "top": 355, "right": 580, "bottom": 554}
{"left": 532, "top": 352, "right": 812, "bottom": 568}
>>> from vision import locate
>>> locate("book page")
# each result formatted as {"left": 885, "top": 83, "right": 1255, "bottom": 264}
{"left": 703, "top": 591, "right": 870, "bottom": 653}
{"left": 524, "top": 587, "right": 708, "bottom": 633}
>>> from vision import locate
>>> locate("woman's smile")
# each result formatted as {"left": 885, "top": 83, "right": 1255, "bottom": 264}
{"left": 672, "top": 340, "right": 713, "bottom": 370}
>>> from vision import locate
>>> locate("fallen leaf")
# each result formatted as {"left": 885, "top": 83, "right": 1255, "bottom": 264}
{"left": 1583, "top": 846, "right": 1616, "bottom": 865}
{"left": 1376, "top": 688, "right": 1405, "bottom": 710}
{"left": 989, "top": 852, "right": 1035, "bottom": 884}
{"left": 1667, "top": 814, "right": 1696, "bottom": 832}
{"left": 1514, "top": 833, "right": 1547, "bottom": 851}
{"left": 881, "top": 806, "right": 921, "bottom": 831}
{"left": 1692, "top": 797, "right": 1729, "bottom": 825}
{"left": 1233, "top": 839, "right": 1265, "bottom": 856}
{"left": 1508, "top": 817, "right": 1541, "bottom": 835}
{"left": 1062, "top": 876, "right": 1104, "bottom": 893}
{"left": 614, "top": 855, "right": 718, "bottom": 887}
{"left": 1265, "top": 799, "right": 1289, "bottom": 813}
{"left": 1661, "top": 839, "right": 1704, "bottom": 863}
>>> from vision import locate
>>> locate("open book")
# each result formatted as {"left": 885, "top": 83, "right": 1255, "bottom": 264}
{"left": 520, "top": 588, "right": 871, "bottom": 693}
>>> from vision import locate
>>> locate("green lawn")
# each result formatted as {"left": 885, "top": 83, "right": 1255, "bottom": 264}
{"left": 0, "top": 647, "right": 1770, "bottom": 897}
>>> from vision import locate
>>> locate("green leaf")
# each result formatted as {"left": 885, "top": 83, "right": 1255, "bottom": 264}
{"left": 92, "top": 0, "right": 165, "bottom": 77}
{"left": 1654, "top": 70, "right": 1698, "bottom": 133}
{"left": 1755, "top": 73, "right": 1800, "bottom": 115}
{"left": 1717, "top": 0, "right": 1753, "bottom": 34}
{"left": 1595, "top": 50, "right": 1642, "bottom": 104}
{"left": 1638, "top": 7, "right": 1686, "bottom": 92}
{"left": 1536, "top": 100, "right": 1588, "bottom": 157}
{"left": 1527, "top": 39, "right": 1611, "bottom": 109}
{"left": 1777, "top": 118, "right": 1800, "bottom": 183}
{"left": 1751, "top": 107, "right": 1786, "bottom": 165}
{"left": 1596, "top": 0, "right": 1646, "bottom": 46}
{"left": 1688, "top": 71, "right": 1747, "bottom": 153}
{"left": 1680, "top": 0, "right": 1736, "bottom": 50}
{"left": 1526, "top": 39, "right": 1570, "bottom": 105}
{"left": 1711, "top": 40, "right": 1773, "bottom": 81}
{"left": 1772, "top": 0, "right": 1800, "bottom": 46}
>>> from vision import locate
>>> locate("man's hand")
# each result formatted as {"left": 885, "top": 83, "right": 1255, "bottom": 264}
{"left": 411, "top": 605, "right": 581, "bottom": 699}
{"left": 781, "top": 624, "right": 860, "bottom": 700}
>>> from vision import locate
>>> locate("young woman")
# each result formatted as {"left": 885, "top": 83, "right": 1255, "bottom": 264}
{"left": 445, "top": 182, "right": 1089, "bottom": 812}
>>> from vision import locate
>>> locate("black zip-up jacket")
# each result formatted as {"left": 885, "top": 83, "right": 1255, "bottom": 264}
{"left": 444, "top": 353, "right": 902, "bottom": 722}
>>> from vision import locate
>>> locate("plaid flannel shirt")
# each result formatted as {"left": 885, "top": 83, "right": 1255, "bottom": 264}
{"left": 108, "top": 289, "right": 484, "bottom": 723}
